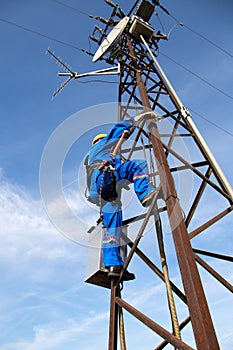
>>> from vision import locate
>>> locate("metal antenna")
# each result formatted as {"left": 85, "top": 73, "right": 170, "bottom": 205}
{"left": 46, "top": 47, "right": 120, "bottom": 98}
{"left": 52, "top": 76, "right": 73, "bottom": 99}
{"left": 47, "top": 48, "right": 73, "bottom": 74}
{"left": 46, "top": 48, "right": 78, "bottom": 98}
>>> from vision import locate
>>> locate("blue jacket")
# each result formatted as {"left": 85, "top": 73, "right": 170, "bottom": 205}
{"left": 88, "top": 120, "right": 133, "bottom": 165}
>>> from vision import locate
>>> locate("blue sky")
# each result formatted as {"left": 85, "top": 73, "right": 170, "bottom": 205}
{"left": 0, "top": 0, "right": 232, "bottom": 349}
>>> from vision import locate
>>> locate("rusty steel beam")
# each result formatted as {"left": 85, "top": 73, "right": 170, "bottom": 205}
{"left": 195, "top": 254, "right": 233, "bottom": 292}
{"left": 189, "top": 205, "right": 233, "bottom": 239}
{"left": 119, "top": 185, "right": 161, "bottom": 281}
{"left": 165, "top": 116, "right": 181, "bottom": 158}
{"left": 108, "top": 280, "right": 119, "bottom": 350}
{"left": 151, "top": 99, "right": 191, "bottom": 131}
{"left": 155, "top": 316, "right": 191, "bottom": 350}
{"left": 121, "top": 231, "right": 187, "bottom": 304}
{"left": 186, "top": 166, "right": 212, "bottom": 227}
{"left": 149, "top": 119, "right": 220, "bottom": 349}
{"left": 161, "top": 133, "right": 191, "bottom": 137}
{"left": 193, "top": 248, "right": 233, "bottom": 262}
{"left": 122, "top": 205, "right": 167, "bottom": 226}
{"left": 115, "top": 297, "right": 194, "bottom": 350}
{"left": 157, "top": 109, "right": 181, "bottom": 121}
{"left": 123, "top": 84, "right": 142, "bottom": 105}
{"left": 148, "top": 160, "right": 208, "bottom": 177}
{"left": 150, "top": 85, "right": 163, "bottom": 108}
{"left": 125, "top": 151, "right": 208, "bottom": 175}
{"left": 126, "top": 120, "right": 146, "bottom": 160}
{"left": 162, "top": 141, "right": 231, "bottom": 200}
{"left": 127, "top": 36, "right": 220, "bottom": 350}
{"left": 141, "top": 34, "right": 233, "bottom": 200}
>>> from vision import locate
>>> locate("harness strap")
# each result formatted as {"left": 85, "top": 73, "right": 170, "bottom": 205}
{"left": 84, "top": 159, "right": 103, "bottom": 196}
{"left": 99, "top": 168, "right": 113, "bottom": 244}
{"left": 86, "top": 161, "right": 103, "bottom": 179}
{"left": 98, "top": 161, "right": 120, "bottom": 244}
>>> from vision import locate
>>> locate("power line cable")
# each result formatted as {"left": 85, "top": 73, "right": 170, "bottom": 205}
{"left": 54, "top": 0, "right": 233, "bottom": 60}
{"left": 2, "top": 15, "right": 232, "bottom": 101}
{"left": 0, "top": 16, "right": 232, "bottom": 137}
{"left": 160, "top": 51, "right": 233, "bottom": 100}
{"left": 166, "top": 12, "right": 233, "bottom": 59}
{"left": 2, "top": 15, "right": 231, "bottom": 101}
{"left": 0, "top": 17, "right": 83, "bottom": 51}
{"left": 52, "top": 0, "right": 117, "bottom": 25}
{"left": 189, "top": 108, "right": 233, "bottom": 137}
{"left": 51, "top": 1, "right": 233, "bottom": 97}
{"left": 53, "top": 0, "right": 91, "bottom": 17}
{"left": 183, "top": 23, "right": 233, "bottom": 59}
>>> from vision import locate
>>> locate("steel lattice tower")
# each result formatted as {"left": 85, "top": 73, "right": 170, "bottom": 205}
{"left": 85, "top": 1, "right": 233, "bottom": 349}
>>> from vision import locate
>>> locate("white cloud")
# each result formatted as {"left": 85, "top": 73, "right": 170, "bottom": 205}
{"left": 0, "top": 173, "right": 104, "bottom": 349}
{"left": 2, "top": 311, "right": 109, "bottom": 350}
{"left": 0, "top": 173, "right": 86, "bottom": 265}
{"left": 0, "top": 172, "right": 232, "bottom": 350}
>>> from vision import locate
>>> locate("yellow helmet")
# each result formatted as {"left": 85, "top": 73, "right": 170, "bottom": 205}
{"left": 92, "top": 133, "right": 107, "bottom": 146}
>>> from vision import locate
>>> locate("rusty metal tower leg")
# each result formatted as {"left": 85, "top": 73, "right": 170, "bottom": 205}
{"left": 127, "top": 37, "right": 220, "bottom": 350}
{"left": 108, "top": 279, "right": 119, "bottom": 350}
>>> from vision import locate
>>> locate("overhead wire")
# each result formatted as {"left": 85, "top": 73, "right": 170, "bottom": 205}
{"left": 53, "top": 0, "right": 91, "bottom": 17}
{"left": 167, "top": 12, "right": 233, "bottom": 59}
{"left": 189, "top": 108, "right": 233, "bottom": 137}
{"left": 52, "top": 2, "right": 233, "bottom": 101}
{"left": 184, "top": 23, "right": 233, "bottom": 59}
{"left": 2, "top": 14, "right": 231, "bottom": 101}
{"left": 0, "top": 7, "right": 232, "bottom": 137}
{"left": 53, "top": 0, "right": 233, "bottom": 61}
{"left": 0, "top": 17, "right": 83, "bottom": 51}
{"left": 2, "top": 15, "right": 231, "bottom": 101}
{"left": 154, "top": 6, "right": 233, "bottom": 99}
{"left": 160, "top": 51, "right": 233, "bottom": 100}
{"left": 154, "top": 5, "right": 233, "bottom": 136}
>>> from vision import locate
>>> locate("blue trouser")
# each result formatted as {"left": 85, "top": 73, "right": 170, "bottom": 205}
{"left": 89, "top": 160, "right": 154, "bottom": 267}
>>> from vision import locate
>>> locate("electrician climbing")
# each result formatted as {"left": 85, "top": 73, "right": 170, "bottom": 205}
{"left": 85, "top": 111, "right": 158, "bottom": 280}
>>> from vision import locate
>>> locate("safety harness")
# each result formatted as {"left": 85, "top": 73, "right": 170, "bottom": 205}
{"left": 84, "top": 129, "right": 130, "bottom": 240}
{"left": 98, "top": 161, "right": 120, "bottom": 245}
{"left": 84, "top": 156, "right": 118, "bottom": 242}
{"left": 84, "top": 156, "right": 101, "bottom": 194}
{"left": 84, "top": 157, "right": 117, "bottom": 201}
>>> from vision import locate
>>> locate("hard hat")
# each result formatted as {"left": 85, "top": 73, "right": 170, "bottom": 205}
{"left": 92, "top": 133, "right": 107, "bottom": 146}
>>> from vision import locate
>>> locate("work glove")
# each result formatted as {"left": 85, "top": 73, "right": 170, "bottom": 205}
{"left": 134, "top": 111, "right": 157, "bottom": 122}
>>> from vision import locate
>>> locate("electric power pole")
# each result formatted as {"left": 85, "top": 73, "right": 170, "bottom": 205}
{"left": 83, "top": 1, "right": 233, "bottom": 349}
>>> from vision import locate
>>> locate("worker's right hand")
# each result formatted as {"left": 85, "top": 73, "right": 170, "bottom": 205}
{"left": 134, "top": 111, "right": 157, "bottom": 122}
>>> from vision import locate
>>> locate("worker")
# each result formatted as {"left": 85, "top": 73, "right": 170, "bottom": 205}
{"left": 85, "top": 111, "right": 158, "bottom": 280}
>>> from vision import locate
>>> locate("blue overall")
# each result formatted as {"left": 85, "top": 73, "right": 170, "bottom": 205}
{"left": 88, "top": 120, "right": 154, "bottom": 267}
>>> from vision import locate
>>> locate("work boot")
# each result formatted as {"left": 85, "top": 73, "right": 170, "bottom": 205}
{"left": 141, "top": 188, "right": 160, "bottom": 207}
{"left": 107, "top": 266, "right": 135, "bottom": 281}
